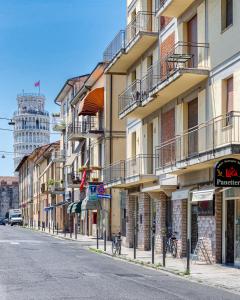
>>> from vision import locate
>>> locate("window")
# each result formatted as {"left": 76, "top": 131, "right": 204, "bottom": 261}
{"left": 222, "top": 0, "right": 233, "bottom": 31}
{"left": 222, "top": 76, "right": 233, "bottom": 125}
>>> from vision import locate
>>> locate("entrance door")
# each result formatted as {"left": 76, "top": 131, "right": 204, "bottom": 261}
{"left": 226, "top": 200, "right": 235, "bottom": 264}
{"left": 235, "top": 200, "right": 240, "bottom": 265}
{"left": 188, "top": 98, "right": 198, "bottom": 157}
{"left": 187, "top": 15, "right": 198, "bottom": 67}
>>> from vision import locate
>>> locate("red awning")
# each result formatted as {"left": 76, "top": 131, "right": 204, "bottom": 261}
{"left": 78, "top": 87, "right": 104, "bottom": 116}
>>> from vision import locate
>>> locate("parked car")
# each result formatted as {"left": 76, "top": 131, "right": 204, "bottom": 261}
{"left": 0, "top": 218, "right": 6, "bottom": 226}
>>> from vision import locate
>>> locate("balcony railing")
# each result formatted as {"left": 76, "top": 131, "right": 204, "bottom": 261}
{"left": 103, "top": 160, "right": 126, "bottom": 185}
{"left": 103, "top": 11, "right": 158, "bottom": 65}
{"left": 155, "top": 112, "right": 240, "bottom": 171}
{"left": 68, "top": 116, "right": 104, "bottom": 137}
{"left": 119, "top": 42, "right": 209, "bottom": 117}
{"left": 155, "top": 0, "right": 167, "bottom": 14}
{"left": 67, "top": 173, "right": 81, "bottom": 186}
{"left": 125, "top": 154, "right": 157, "bottom": 179}
{"left": 49, "top": 182, "right": 64, "bottom": 194}
{"left": 103, "top": 30, "right": 125, "bottom": 62}
{"left": 119, "top": 80, "right": 141, "bottom": 116}
{"left": 125, "top": 11, "right": 158, "bottom": 47}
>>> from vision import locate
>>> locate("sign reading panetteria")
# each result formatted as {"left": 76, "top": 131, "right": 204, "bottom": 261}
{"left": 215, "top": 158, "right": 240, "bottom": 187}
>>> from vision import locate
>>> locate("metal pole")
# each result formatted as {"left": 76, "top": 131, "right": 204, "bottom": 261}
{"left": 56, "top": 223, "right": 58, "bottom": 235}
{"left": 49, "top": 221, "right": 50, "bottom": 233}
{"left": 75, "top": 223, "right": 77, "bottom": 240}
{"left": 104, "top": 230, "right": 106, "bottom": 252}
{"left": 186, "top": 238, "right": 190, "bottom": 274}
{"left": 53, "top": 222, "right": 55, "bottom": 235}
{"left": 152, "top": 234, "right": 155, "bottom": 264}
{"left": 64, "top": 225, "right": 66, "bottom": 237}
{"left": 162, "top": 236, "right": 166, "bottom": 267}
{"left": 133, "top": 227, "right": 137, "bottom": 259}
{"left": 97, "top": 228, "right": 99, "bottom": 249}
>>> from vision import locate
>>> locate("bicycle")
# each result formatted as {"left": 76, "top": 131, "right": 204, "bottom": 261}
{"left": 165, "top": 231, "right": 178, "bottom": 258}
{"left": 112, "top": 232, "right": 121, "bottom": 255}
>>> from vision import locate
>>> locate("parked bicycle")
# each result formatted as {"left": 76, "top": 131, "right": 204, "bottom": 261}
{"left": 165, "top": 231, "right": 178, "bottom": 258}
{"left": 112, "top": 232, "right": 121, "bottom": 255}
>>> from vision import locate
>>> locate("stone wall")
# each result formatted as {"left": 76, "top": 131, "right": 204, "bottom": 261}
{"left": 155, "top": 192, "right": 167, "bottom": 254}
{"left": 125, "top": 194, "right": 136, "bottom": 248}
{"left": 137, "top": 193, "right": 151, "bottom": 251}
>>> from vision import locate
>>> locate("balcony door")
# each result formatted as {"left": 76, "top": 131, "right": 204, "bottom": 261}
{"left": 161, "top": 108, "right": 175, "bottom": 167}
{"left": 147, "top": 0, "right": 153, "bottom": 31}
{"left": 187, "top": 14, "right": 198, "bottom": 67}
{"left": 188, "top": 98, "right": 198, "bottom": 157}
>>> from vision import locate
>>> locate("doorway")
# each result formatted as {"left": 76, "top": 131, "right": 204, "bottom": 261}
{"left": 226, "top": 200, "right": 235, "bottom": 264}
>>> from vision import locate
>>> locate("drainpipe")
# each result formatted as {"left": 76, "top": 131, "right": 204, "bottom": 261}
{"left": 109, "top": 75, "right": 113, "bottom": 238}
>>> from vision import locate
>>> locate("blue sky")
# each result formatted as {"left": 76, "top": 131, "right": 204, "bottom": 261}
{"left": 0, "top": 0, "right": 126, "bottom": 176}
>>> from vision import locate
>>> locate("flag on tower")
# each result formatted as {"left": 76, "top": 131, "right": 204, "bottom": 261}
{"left": 34, "top": 80, "right": 40, "bottom": 87}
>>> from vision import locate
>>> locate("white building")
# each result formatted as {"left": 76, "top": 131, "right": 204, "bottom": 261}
{"left": 13, "top": 93, "right": 50, "bottom": 170}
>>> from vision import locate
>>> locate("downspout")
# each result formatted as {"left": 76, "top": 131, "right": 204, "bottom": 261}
{"left": 109, "top": 75, "right": 113, "bottom": 238}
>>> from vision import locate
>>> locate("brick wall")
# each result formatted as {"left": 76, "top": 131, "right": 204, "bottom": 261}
{"left": 215, "top": 192, "right": 222, "bottom": 263}
{"left": 160, "top": 16, "right": 172, "bottom": 31}
{"left": 138, "top": 193, "right": 151, "bottom": 251}
{"left": 155, "top": 192, "right": 167, "bottom": 253}
{"left": 160, "top": 32, "right": 175, "bottom": 79}
{"left": 161, "top": 108, "right": 175, "bottom": 165}
{"left": 172, "top": 199, "right": 187, "bottom": 257}
{"left": 125, "top": 194, "right": 136, "bottom": 248}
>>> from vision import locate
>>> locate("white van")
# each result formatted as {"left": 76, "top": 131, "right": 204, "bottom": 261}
{"left": 9, "top": 209, "right": 23, "bottom": 226}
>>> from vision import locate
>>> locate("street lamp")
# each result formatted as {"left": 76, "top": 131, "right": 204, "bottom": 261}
{"left": 0, "top": 117, "right": 15, "bottom": 126}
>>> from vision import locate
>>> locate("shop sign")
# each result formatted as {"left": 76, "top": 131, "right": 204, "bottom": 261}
{"left": 215, "top": 158, "right": 240, "bottom": 187}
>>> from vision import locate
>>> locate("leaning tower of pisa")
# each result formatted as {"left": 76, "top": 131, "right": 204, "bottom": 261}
{"left": 13, "top": 93, "right": 50, "bottom": 170}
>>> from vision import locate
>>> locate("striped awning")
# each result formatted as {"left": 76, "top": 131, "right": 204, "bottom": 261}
{"left": 78, "top": 87, "right": 104, "bottom": 116}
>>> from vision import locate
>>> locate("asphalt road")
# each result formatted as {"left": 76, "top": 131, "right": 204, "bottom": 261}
{"left": 0, "top": 226, "right": 239, "bottom": 300}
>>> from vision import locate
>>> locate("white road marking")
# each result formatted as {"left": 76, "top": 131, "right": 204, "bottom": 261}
{"left": 0, "top": 240, "right": 43, "bottom": 244}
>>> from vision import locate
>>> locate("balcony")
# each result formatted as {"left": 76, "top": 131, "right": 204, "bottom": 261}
{"left": 67, "top": 172, "right": 82, "bottom": 188}
{"left": 119, "top": 42, "right": 209, "bottom": 119}
{"left": 105, "top": 12, "right": 158, "bottom": 74}
{"left": 155, "top": 0, "right": 195, "bottom": 18}
{"left": 68, "top": 117, "right": 104, "bottom": 141}
{"left": 51, "top": 151, "right": 65, "bottom": 163}
{"left": 125, "top": 154, "right": 158, "bottom": 186}
{"left": 155, "top": 112, "right": 240, "bottom": 175}
{"left": 52, "top": 114, "right": 66, "bottom": 132}
{"left": 103, "top": 160, "right": 126, "bottom": 188}
{"left": 49, "top": 181, "right": 65, "bottom": 195}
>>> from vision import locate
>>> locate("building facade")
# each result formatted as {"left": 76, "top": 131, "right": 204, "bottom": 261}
{"left": 0, "top": 177, "right": 19, "bottom": 218}
{"left": 102, "top": 0, "right": 240, "bottom": 266}
{"left": 13, "top": 93, "right": 50, "bottom": 170}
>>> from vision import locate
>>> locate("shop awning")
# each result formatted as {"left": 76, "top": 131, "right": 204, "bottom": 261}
{"left": 81, "top": 197, "right": 100, "bottom": 211}
{"left": 172, "top": 189, "right": 189, "bottom": 201}
{"left": 192, "top": 189, "right": 215, "bottom": 202}
{"left": 71, "top": 201, "right": 82, "bottom": 214}
{"left": 78, "top": 87, "right": 104, "bottom": 116}
{"left": 67, "top": 202, "right": 75, "bottom": 214}
{"left": 65, "top": 153, "right": 78, "bottom": 167}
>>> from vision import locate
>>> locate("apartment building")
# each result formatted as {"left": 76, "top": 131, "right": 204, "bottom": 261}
{"left": 54, "top": 63, "right": 126, "bottom": 238}
{"left": 17, "top": 142, "right": 66, "bottom": 230}
{"left": 0, "top": 177, "right": 19, "bottom": 219}
{"left": 103, "top": 0, "right": 240, "bottom": 266}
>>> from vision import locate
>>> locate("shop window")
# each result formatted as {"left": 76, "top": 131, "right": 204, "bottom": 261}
{"left": 92, "top": 212, "right": 97, "bottom": 225}
{"left": 198, "top": 200, "right": 215, "bottom": 216}
{"left": 221, "top": 0, "right": 233, "bottom": 31}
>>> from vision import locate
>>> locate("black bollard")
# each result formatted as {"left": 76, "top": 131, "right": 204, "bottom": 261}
{"left": 104, "top": 230, "right": 107, "bottom": 252}
{"left": 53, "top": 222, "right": 55, "bottom": 235}
{"left": 133, "top": 227, "right": 137, "bottom": 259}
{"left": 64, "top": 226, "right": 66, "bottom": 237}
{"left": 97, "top": 228, "right": 99, "bottom": 249}
{"left": 186, "top": 238, "right": 190, "bottom": 274}
{"left": 49, "top": 222, "right": 50, "bottom": 233}
{"left": 75, "top": 223, "right": 77, "bottom": 240}
{"left": 162, "top": 236, "right": 166, "bottom": 267}
{"left": 152, "top": 234, "right": 155, "bottom": 264}
{"left": 56, "top": 223, "right": 58, "bottom": 235}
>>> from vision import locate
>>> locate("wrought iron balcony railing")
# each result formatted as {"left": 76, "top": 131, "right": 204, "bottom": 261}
{"left": 103, "top": 30, "right": 125, "bottom": 62}
{"left": 103, "top": 160, "right": 126, "bottom": 185}
{"left": 67, "top": 172, "right": 81, "bottom": 186}
{"left": 155, "top": 112, "right": 240, "bottom": 171}
{"left": 125, "top": 154, "right": 157, "bottom": 179}
{"left": 103, "top": 11, "right": 158, "bottom": 64}
{"left": 125, "top": 11, "right": 158, "bottom": 47}
{"left": 68, "top": 116, "right": 104, "bottom": 137}
{"left": 119, "top": 80, "right": 141, "bottom": 116}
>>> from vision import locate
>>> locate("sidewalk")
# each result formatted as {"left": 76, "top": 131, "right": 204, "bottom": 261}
{"left": 28, "top": 226, "right": 240, "bottom": 296}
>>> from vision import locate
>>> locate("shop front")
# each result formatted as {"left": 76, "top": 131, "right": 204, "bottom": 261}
{"left": 222, "top": 188, "right": 240, "bottom": 266}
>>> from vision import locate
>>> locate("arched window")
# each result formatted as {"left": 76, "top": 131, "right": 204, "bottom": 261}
{"left": 36, "top": 119, "right": 39, "bottom": 129}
